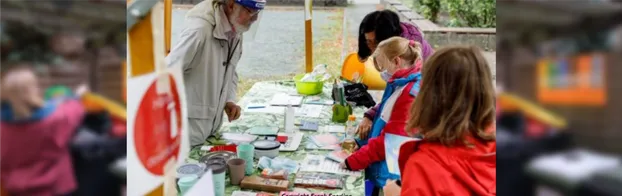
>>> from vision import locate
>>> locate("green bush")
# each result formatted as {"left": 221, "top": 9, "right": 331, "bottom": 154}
{"left": 444, "top": 0, "right": 495, "bottom": 28}
{"left": 418, "top": 0, "right": 441, "bottom": 23}
{"left": 416, "top": 0, "right": 496, "bottom": 28}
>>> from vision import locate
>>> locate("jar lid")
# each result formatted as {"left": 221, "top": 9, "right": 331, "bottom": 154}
{"left": 206, "top": 159, "right": 227, "bottom": 174}
{"left": 199, "top": 151, "right": 236, "bottom": 165}
{"left": 177, "top": 163, "right": 205, "bottom": 176}
{"left": 251, "top": 140, "right": 281, "bottom": 150}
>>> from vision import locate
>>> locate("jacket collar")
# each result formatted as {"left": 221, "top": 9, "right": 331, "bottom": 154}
{"left": 389, "top": 67, "right": 419, "bottom": 82}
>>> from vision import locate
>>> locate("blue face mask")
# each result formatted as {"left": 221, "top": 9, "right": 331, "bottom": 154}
{"left": 380, "top": 71, "right": 392, "bottom": 82}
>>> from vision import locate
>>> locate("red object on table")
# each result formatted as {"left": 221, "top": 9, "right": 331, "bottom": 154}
{"left": 277, "top": 136, "right": 288, "bottom": 144}
{"left": 210, "top": 144, "right": 237, "bottom": 153}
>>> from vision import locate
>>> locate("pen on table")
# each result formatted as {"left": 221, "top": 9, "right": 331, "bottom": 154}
{"left": 247, "top": 105, "right": 266, "bottom": 109}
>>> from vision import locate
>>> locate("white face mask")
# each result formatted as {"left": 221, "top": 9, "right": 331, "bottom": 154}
{"left": 380, "top": 71, "right": 392, "bottom": 82}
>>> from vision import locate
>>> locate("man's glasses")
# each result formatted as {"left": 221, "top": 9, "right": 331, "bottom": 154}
{"left": 242, "top": 6, "right": 261, "bottom": 16}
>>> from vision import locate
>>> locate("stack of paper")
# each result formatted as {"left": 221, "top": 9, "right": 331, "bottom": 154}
{"left": 270, "top": 93, "right": 303, "bottom": 106}
{"left": 299, "top": 155, "right": 361, "bottom": 176}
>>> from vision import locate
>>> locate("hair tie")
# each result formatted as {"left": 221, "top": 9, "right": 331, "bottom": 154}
{"left": 409, "top": 40, "right": 416, "bottom": 46}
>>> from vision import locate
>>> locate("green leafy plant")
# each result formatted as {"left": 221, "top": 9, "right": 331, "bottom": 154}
{"left": 417, "top": 0, "right": 441, "bottom": 23}
{"left": 443, "top": 0, "right": 496, "bottom": 28}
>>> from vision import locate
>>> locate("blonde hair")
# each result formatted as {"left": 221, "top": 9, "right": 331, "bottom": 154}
{"left": 372, "top": 36, "right": 422, "bottom": 72}
{"left": 407, "top": 46, "right": 495, "bottom": 146}
{"left": 1, "top": 64, "right": 45, "bottom": 120}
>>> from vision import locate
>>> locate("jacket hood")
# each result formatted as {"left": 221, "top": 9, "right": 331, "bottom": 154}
{"left": 186, "top": 0, "right": 218, "bottom": 25}
{"left": 443, "top": 138, "right": 496, "bottom": 196}
{"left": 399, "top": 125, "right": 497, "bottom": 195}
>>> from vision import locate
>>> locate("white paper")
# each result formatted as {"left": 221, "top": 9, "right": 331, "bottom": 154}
{"left": 320, "top": 125, "right": 346, "bottom": 133}
{"left": 279, "top": 132, "right": 304, "bottom": 151}
{"left": 244, "top": 106, "right": 285, "bottom": 114}
{"left": 299, "top": 155, "right": 361, "bottom": 176}
{"left": 185, "top": 170, "right": 216, "bottom": 196}
{"left": 384, "top": 133, "right": 417, "bottom": 176}
{"left": 222, "top": 133, "right": 258, "bottom": 144}
{"left": 270, "top": 93, "right": 303, "bottom": 106}
{"left": 294, "top": 104, "right": 324, "bottom": 118}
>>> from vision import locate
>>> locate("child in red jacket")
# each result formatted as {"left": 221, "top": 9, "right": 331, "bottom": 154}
{"left": 391, "top": 46, "right": 496, "bottom": 196}
{"left": 339, "top": 36, "right": 423, "bottom": 192}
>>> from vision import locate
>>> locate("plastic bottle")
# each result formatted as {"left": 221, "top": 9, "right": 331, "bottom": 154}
{"left": 284, "top": 104, "right": 295, "bottom": 133}
{"left": 342, "top": 115, "right": 357, "bottom": 152}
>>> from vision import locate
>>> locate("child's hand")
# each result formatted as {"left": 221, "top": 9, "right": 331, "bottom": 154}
{"left": 339, "top": 162, "right": 347, "bottom": 169}
{"left": 383, "top": 180, "right": 401, "bottom": 196}
{"left": 356, "top": 118, "right": 373, "bottom": 140}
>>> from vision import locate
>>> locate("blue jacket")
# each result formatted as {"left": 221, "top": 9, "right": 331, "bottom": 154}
{"left": 354, "top": 71, "right": 421, "bottom": 188}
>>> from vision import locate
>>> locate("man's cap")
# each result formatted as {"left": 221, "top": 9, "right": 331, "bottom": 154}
{"left": 235, "top": 0, "right": 266, "bottom": 10}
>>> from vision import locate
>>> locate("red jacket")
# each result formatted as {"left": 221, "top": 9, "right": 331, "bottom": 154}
{"left": 346, "top": 67, "right": 418, "bottom": 171}
{"left": 1, "top": 99, "right": 84, "bottom": 196}
{"left": 398, "top": 126, "right": 496, "bottom": 196}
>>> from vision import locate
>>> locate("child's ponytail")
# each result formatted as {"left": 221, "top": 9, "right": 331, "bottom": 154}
{"left": 403, "top": 39, "right": 422, "bottom": 67}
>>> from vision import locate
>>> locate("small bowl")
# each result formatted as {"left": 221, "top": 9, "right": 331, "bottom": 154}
{"left": 293, "top": 74, "right": 324, "bottom": 95}
{"left": 251, "top": 140, "right": 281, "bottom": 159}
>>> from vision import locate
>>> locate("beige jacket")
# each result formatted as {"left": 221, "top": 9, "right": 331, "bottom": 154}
{"left": 166, "top": 0, "right": 242, "bottom": 146}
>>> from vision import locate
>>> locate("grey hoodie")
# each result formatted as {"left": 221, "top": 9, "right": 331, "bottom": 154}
{"left": 166, "top": 0, "right": 242, "bottom": 146}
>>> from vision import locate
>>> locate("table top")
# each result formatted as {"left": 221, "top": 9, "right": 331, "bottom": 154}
{"left": 187, "top": 80, "right": 369, "bottom": 196}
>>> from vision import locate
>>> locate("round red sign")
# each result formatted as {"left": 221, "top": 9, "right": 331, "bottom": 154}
{"left": 134, "top": 74, "right": 183, "bottom": 175}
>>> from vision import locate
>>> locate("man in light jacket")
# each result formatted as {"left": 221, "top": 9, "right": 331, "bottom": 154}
{"left": 166, "top": 0, "right": 265, "bottom": 146}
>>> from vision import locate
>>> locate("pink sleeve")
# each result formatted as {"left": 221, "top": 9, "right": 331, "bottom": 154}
{"left": 52, "top": 99, "right": 85, "bottom": 149}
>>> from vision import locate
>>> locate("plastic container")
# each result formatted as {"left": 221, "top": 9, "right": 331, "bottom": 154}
{"left": 206, "top": 160, "right": 227, "bottom": 196}
{"left": 284, "top": 104, "right": 295, "bottom": 133}
{"left": 342, "top": 115, "right": 357, "bottom": 152}
{"left": 177, "top": 175, "right": 198, "bottom": 195}
{"left": 252, "top": 140, "right": 281, "bottom": 159}
{"left": 293, "top": 74, "right": 324, "bottom": 95}
{"left": 237, "top": 144, "right": 255, "bottom": 175}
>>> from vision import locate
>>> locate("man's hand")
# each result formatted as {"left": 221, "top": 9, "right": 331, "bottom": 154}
{"left": 224, "top": 102, "right": 241, "bottom": 122}
{"left": 356, "top": 118, "right": 373, "bottom": 140}
{"left": 383, "top": 180, "right": 401, "bottom": 196}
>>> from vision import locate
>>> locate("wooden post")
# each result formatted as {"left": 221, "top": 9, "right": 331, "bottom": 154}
{"left": 128, "top": 7, "right": 156, "bottom": 77}
{"left": 164, "top": 0, "right": 172, "bottom": 55}
{"left": 305, "top": 0, "right": 313, "bottom": 73}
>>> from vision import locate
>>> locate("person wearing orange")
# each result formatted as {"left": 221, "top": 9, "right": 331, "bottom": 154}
{"left": 390, "top": 46, "right": 496, "bottom": 196}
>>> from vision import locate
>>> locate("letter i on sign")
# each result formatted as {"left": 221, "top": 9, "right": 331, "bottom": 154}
{"left": 156, "top": 73, "right": 176, "bottom": 138}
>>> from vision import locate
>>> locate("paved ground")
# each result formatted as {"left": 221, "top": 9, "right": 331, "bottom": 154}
{"left": 171, "top": 1, "right": 496, "bottom": 78}
{"left": 172, "top": 7, "right": 340, "bottom": 78}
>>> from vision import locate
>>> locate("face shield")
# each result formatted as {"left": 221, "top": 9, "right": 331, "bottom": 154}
{"left": 243, "top": 11, "right": 262, "bottom": 44}
{"left": 236, "top": 0, "right": 265, "bottom": 44}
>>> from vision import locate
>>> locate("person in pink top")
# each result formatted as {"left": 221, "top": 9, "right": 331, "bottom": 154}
{"left": 1, "top": 65, "right": 87, "bottom": 196}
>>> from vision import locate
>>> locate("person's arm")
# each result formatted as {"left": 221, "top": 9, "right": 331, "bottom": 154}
{"left": 363, "top": 104, "right": 379, "bottom": 120}
{"left": 345, "top": 132, "right": 386, "bottom": 171}
{"left": 165, "top": 29, "right": 204, "bottom": 71}
{"left": 226, "top": 70, "right": 239, "bottom": 103}
{"left": 52, "top": 99, "right": 86, "bottom": 149}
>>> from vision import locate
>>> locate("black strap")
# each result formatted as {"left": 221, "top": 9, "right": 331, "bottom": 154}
{"left": 223, "top": 38, "right": 241, "bottom": 67}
